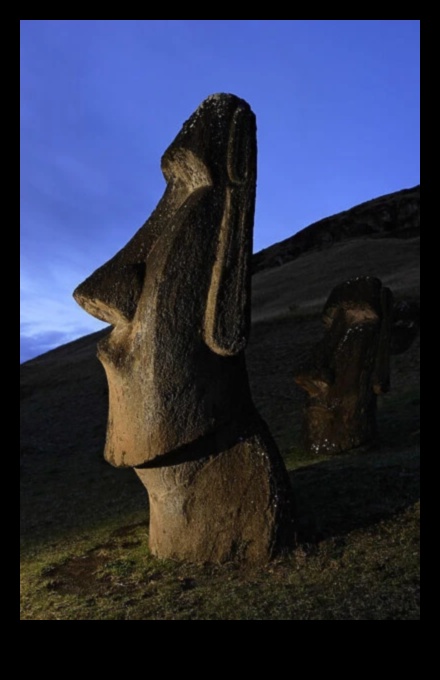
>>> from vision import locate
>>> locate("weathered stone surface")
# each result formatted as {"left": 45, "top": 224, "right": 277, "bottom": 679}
{"left": 73, "top": 93, "right": 295, "bottom": 562}
{"left": 136, "top": 416, "right": 295, "bottom": 563}
{"left": 295, "top": 277, "right": 393, "bottom": 455}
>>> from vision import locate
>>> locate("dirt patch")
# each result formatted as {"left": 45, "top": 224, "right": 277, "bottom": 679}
{"left": 42, "top": 545, "right": 116, "bottom": 595}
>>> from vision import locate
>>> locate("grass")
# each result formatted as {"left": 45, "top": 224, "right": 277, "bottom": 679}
{"left": 20, "top": 488, "right": 419, "bottom": 620}
{"left": 20, "top": 380, "right": 420, "bottom": 619}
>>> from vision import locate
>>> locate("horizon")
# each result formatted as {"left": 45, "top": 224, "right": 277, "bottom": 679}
{"left": 20, "top": 20, "right": 420, "bottom": 363}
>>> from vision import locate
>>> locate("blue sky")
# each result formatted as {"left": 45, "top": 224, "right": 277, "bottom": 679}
{"left": 20, "top": 20, "right": 420, "bottom": 363}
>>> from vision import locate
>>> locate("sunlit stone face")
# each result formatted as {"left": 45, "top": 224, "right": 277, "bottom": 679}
{"left": 73, "top": 94, "right": 257, "bottom": 467}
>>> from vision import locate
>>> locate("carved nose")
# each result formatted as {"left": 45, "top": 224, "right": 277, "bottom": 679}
{"left": 73, "top": 257, "right": 146, "bottom": 326}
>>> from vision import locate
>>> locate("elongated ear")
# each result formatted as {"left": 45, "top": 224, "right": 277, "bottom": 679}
{"left": 373, "top": 286, "right": 393, "bottom": 394}
{"left": 203, "top": 107, "right": 256, "bottom": 356}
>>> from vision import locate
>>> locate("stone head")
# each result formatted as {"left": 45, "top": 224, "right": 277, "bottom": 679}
{"left": 73, "top": 94, "right": 257, "bottom": 468}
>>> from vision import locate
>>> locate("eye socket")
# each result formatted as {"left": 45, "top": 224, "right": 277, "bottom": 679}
{"left": 162, "top": 148, "right": 212, "bottom": 193}
{"left": 344, "top": 306, "right": 379, "bottom": 325}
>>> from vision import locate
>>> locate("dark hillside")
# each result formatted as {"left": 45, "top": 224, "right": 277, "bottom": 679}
{"left": 20, "top": 189, "right": 420, "bottom": 620}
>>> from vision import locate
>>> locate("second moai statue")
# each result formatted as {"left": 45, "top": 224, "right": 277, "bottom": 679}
{"left": 73, "top": 93, "right": 296, "bottom": 563}
{"left": 295, "top": 277, "right": 393, "bottom": 455}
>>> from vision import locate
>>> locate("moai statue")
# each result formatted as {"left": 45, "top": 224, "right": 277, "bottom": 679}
{"left": 295, "top": 277, "right": 393, "bottom": 455}
{"left": 74, "top": 94, "right": 295, "bottom": 563}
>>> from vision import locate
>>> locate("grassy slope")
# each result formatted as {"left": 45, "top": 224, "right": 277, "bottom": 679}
{"left": 20, "top": 236, "right": 420, "bottom": 620}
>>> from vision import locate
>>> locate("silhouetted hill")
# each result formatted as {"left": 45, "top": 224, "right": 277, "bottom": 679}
{"left": 252, "top": 185, "right": 419, "bottom": 273}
